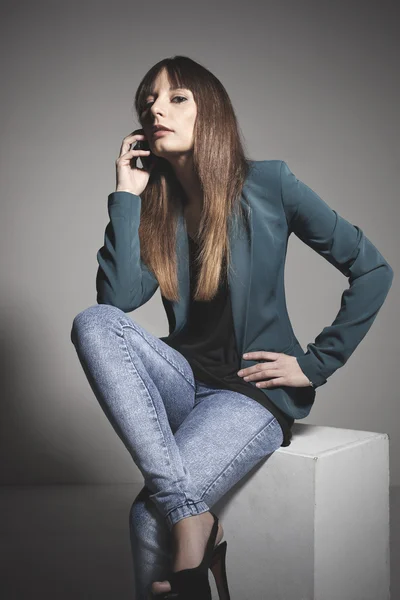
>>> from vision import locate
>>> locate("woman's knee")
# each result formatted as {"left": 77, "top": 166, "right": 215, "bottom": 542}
{"left": 70, "top": 304, "right": 126, "bottom": 343}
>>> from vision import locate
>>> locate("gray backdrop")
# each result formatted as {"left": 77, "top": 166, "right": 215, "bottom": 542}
{"left": 1, "top": 0, "right": 398, "bottom": 486}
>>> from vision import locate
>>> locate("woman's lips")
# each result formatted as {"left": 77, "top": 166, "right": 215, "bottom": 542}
{"left": 152, "top": 129, "right": 173, "bottom": 138}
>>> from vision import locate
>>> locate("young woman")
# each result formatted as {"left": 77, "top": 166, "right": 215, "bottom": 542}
{"left": 70, "top": 55, "right": 394, "bottom": 600}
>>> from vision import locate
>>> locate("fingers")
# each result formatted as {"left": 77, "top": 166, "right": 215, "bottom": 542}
{"left": 240, "top": 367, "right": 279, "bottom": 382}
{"left": 120, "top": 136, "right": 143, "bottom": 156}
{"left": 238, "top": 362, "right": 279, "bottom": 378}
{"left": 119, "top": 130, "right": 149, "bottom": 157}
{"left": 116, "top": 146, "right": 150, "bottom": 165}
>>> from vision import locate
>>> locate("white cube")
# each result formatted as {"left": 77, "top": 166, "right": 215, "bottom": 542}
{"left": 212, "top": 423, "right": 390, "bottom": 600}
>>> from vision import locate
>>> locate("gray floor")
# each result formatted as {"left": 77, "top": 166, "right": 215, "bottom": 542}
{"left": 0, "top": 484, "right": 398, "bottom": 599}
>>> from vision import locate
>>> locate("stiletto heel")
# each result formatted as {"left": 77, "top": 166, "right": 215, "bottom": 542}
{"left": 209, "top": 540, "right": 231, "bottom": 600}
{"left": 157, "top": 511, "right": 230, "bottom": 600}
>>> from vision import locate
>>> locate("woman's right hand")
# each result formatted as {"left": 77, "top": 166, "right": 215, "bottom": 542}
{"left": 115, "top": 129, "right": 155, "bottom": 196}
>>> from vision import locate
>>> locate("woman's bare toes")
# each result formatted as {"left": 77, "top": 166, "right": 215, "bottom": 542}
{"left": 151, "top": 579, "right": 171, "bottom": 595}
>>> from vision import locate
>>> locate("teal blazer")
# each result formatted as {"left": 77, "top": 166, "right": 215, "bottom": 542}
{"left": 96, "top": 160, "right": 394, "bottom": 419}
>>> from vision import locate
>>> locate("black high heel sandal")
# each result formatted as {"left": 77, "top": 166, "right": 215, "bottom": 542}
{"left": 209, "top": 539, "right": 230, "bottom": 600}
{"left": 158, "top": 511, "right": 231, "bottom": 600}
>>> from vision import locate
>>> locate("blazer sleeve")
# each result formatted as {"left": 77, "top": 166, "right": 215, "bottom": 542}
{"left": 279, "top": 160, "right": 394, "bottom": 388}
{"left": 96, "top": 191, "right": 159, "bottom": 312}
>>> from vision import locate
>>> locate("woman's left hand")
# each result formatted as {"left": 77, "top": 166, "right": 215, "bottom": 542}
{"left": 237, "top": 351, "right": 312, "bottom": 388}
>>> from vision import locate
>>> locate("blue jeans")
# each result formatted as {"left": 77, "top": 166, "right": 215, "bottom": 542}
{"left": 70, "top": 304, "right": 284, "bottom": 599}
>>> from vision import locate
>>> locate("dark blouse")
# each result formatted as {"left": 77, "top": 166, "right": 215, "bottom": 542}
{"left": 161, "top": 234, "right": 294, "bottom": 447}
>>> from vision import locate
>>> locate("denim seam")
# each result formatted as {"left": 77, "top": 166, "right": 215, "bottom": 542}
{"left": 119, "top": 321, "right": 191, "bottom": 508}
{"left": 164, "top": 499, "right": 207, "bottom": 518}
{"left": 119, "top": 321, "right": 196, "bottom": 390}
{"left": 198, "top": 416, "right": 281, "bottom": 499}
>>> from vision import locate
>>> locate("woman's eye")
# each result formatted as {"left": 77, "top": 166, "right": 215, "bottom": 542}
{"left": 143, "top": 96, "right": 187, "bottom": 110}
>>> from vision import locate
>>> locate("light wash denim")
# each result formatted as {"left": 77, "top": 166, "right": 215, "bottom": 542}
{"left": 70, "top": 304, "right": 284, "bottom": 599}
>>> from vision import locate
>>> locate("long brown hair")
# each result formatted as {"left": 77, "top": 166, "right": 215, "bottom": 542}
{"left": 133, "top": 55, "right": 251, "bottom": 302}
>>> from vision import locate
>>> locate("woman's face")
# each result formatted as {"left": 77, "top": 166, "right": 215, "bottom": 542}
{"left": 140, "top": 68, "right": 197, "bottom": 161}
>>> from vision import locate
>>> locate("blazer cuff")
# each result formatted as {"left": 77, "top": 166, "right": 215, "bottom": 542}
{"left": 295, "top": 354, "right": 328, "bottom": 388}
